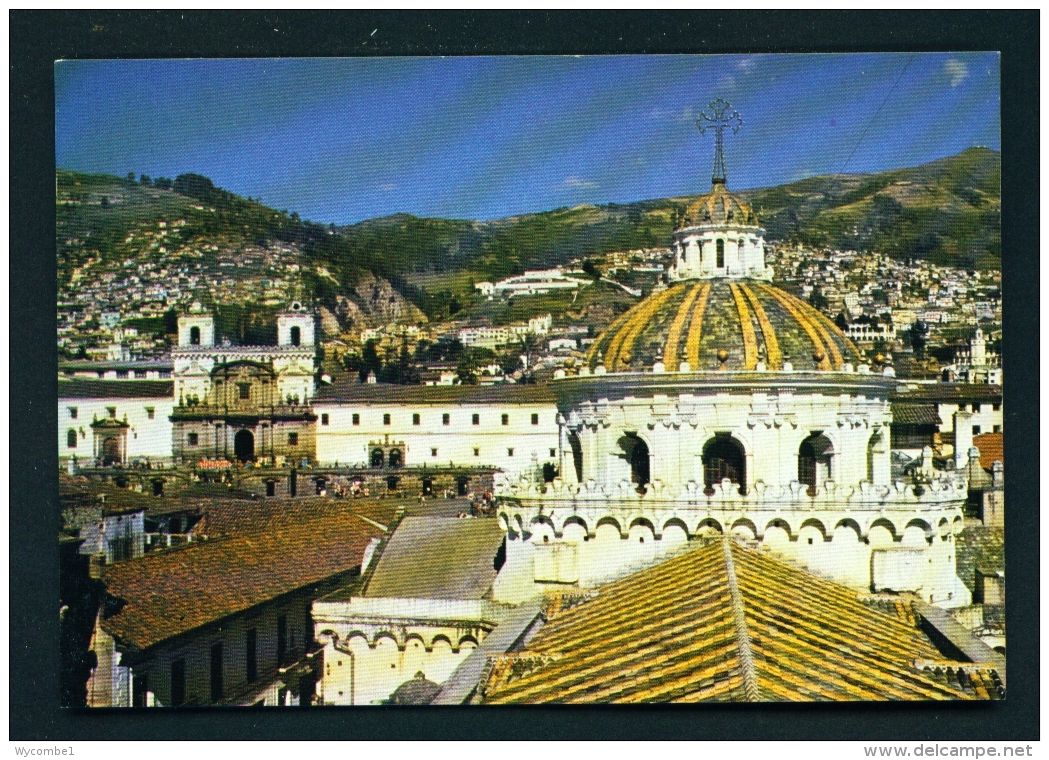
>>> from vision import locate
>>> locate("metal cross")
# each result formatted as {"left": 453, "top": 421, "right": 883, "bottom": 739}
{"left": 696, "top": 99, "right": 743, "bottom": 185}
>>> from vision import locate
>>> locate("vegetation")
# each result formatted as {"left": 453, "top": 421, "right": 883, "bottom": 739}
{"left": 57, "top": 147, "right": 1000, "bottom": 327}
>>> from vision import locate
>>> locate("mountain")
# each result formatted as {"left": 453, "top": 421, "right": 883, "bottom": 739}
{"left": 56, "top": 148, "right": 1000, "bottom": 328}
{"left": 333, "top": 147, "right": 1000, "bottom": 287}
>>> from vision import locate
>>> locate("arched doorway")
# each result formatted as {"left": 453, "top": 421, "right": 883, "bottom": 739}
{"left": 798, "top": 432, "right": 834, "bottom": 495}
{"left": 388, "top": 448, "right": 403, "bottom": 468}
{"left": 618, "top": 433, "right": 650, "bottom": 492}
{"left": 371, "top": 448, "right": 385, "bottom": 468}
{"left": 234, "top": 429, "right": 255, "bottom": 463}
{"left": 190, "top": 326, "right": 201, "bottom": 345}
{"left": 703, "top": 435, "right": 746, "bottom": 494}
{"left": 102, "top": 437, "right": 121, "bottom": 466}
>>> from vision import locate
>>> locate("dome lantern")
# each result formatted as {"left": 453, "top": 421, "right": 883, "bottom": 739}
{"left": 670, "top": 99, "right": 772, "bottom": 283}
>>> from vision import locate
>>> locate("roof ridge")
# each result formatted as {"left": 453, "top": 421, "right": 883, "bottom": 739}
{"left": 722, "top": 538, "right": 761, "bottom": 702}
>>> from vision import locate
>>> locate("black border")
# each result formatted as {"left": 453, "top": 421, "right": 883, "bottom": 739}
{"left": 11, "top": 10, "right": 1039, "bottom": 741}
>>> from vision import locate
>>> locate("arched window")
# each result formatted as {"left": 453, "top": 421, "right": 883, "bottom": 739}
{"left": 290, "top": 326, "right": 301, "bottom": 346}
{"left": 867, "top": 430, "right": 886, "bottom": 485}
{"left": 67, "top": 428, "right": 78, "bottom": 448}
{"left": 798, "top": 432, "right": 834, "bottom": 495}
{"left": 190, "top": 326, "right": 201, "bottom": 345}
{"left": 388, "top": 448, "right": 403, "bottom": 468}
{"left": 371, "top": 448, "right": 385, "bottom": 468}
{"left": 617, "top": 433, "right": 650, "bottom": 492}
{"left": 716, "top": 239, "right": 725, "bottom": 268}
{"left": 703, "top": 434, "right": 746, "bottom": 495}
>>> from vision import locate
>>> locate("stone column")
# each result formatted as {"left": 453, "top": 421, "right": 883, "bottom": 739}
{"left": 954, "top": 410, "right": 974, "bottom": 470}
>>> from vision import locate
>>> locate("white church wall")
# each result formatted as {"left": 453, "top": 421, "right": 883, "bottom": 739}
{"left": 59, "top": 396, "right": 174, "bottom": 463}
{"left": 314, "top": 400, "right": 559, "bottom": 478}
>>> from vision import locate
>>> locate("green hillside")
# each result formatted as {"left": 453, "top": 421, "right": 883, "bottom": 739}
{"left": 56, "top": 147, "right": 1000, "bottom": 324}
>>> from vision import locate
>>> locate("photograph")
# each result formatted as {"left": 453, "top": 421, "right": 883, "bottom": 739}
{"left": 54, "top": 52, "right": 1005, "bottom": 708}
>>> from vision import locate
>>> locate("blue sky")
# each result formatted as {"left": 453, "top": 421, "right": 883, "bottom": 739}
{"left": 55, "top": 53, "right": 1000, "bottom": 224}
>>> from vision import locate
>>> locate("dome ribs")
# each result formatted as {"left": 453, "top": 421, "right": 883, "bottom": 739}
{"left": 662, "top": 283, "right": 704, "bottom": 371}
{"left": 683, "top": 282, "right": 713, "bottom": 370}
{"left": 587, "top": 299, "right": 640, "bottom": 369}
{"left": 753, "top": 283, "right": 834, "bottom": 370}
{"left": 728, "top": 282, "right": 760, "bottom": 371}
{"left": 608, "top": 286, "right": 680, "bottom": 371}
{"left": 739, "top": 282, "right": 782, "bottom": 369}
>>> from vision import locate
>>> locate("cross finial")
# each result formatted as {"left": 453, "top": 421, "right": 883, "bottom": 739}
{"left": 696, "top": 99, "right": 743, "bottom": 185}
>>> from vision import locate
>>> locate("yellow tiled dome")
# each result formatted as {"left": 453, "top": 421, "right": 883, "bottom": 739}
{"left": 587, "top": 279, "right": 862, "bottom": 373}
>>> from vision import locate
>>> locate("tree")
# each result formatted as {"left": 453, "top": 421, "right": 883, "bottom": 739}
{"left": 808, "top": 288, "right": 829, "bottom": 311}
{"left": 139, "top": 174, "right": 152, "bottom": 186}
{"left": 905, "top": 320, "right": 929, "bottom": 360}
{"left": 582, "top": 259, "right": 600, "bottom": 279}
{"left": 834, "top": 312, "right": 850, "bottom": 331}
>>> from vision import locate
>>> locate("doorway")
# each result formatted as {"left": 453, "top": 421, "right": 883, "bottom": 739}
{"left": 101, "top": 437, "right": 121, "bottom": 466}
{"left": 234, "top": 429, "right": 255, "bottom": 463}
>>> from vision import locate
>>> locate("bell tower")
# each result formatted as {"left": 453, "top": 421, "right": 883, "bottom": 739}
{"left": 277, "top": 301, "right": 315, "bottom": 347}
{"left": 177, "top": 305, "right": 215, "bottom": 347}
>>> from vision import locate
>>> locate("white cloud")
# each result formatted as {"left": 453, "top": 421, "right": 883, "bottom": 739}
{"left": 379, "top": 182, "right": 397, "bottom": 192}
{"left": 945, "top": 58, "right": 969, "bottom": 87}
{"left": 736, "top": 58, "right": 757, "bottom": 73}
{"left": 564, "top": 176, "right": 599, "bottom": 190}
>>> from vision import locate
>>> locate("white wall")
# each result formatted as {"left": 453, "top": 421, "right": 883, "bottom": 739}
{"left": 315, "top": 401, "right": 559, "bottom": 479}
{"left": 59, "top": 397, "right": 174, "bottom": 462}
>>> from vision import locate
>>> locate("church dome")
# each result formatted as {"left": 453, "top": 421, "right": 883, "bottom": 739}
{"left": 586, "top": 279, "right": 862, "bottom": 373}
{"left": 684, "top": 181, "right": 757, "bottom": 227}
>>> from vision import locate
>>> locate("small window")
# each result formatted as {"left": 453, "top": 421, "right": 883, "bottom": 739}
{"left": 993, "top": 425, "right": 1001, "bottom": 433}
{"left": 383, "top": 413, "right": 391, "bottom": 426}
{"left": 67, "top": 429, "right": 78, "bottom": 448}
{"left": 531, "top": 413, "right": 539, "bottom": 425}
{"left": 321, "top": 413, "right": 329, "bottom": 426}
{"left": 550, "top": 448, "right": 557, "bottom": 458}
{"left": 145, "top": 406, "right": 155, "bottom": 420}
{"left": 472, "top": 413, "right": 480, "bottom": 426}
{"left": 68, "top": 406, "right": 78, "bottom": 419}
{"left": 474, "top": 447, "right": 480, "bottom": 457}
{"left": 288, "top": 432, "right": 298, "bottom": 446}
{"left": 973, "top": 403, "right": 981, "bottom": 413}
{"left": 716, "top": 239, "right": 725, "bottom": 268}
{"left": 992, "top": 403, "right": 1001, "bottom": 411}
{"left": 501, "top": 413, "right": 509, "bottom": 426}
{"left": 106, "top": 406, "right": 117, "bottom": 419}
{"left": 352, "top": 413, "right": 360, "bottom": 426}
{"left": 188, "top": 433, "right": 199, "bottom": 447}
{"left": 431, "top": 448, "right": 438, "bottom": 457}
{"left": 239, "top": 383, "right": 251, "bottom": 400}
{"left": 290, "top": 326, "right": 301, "bottom": 347}
{"left": 443, "top": 413, "right": 451, "bottom": 426}
{"left": 190, "top": 326, "right": 201, "bottom": 345}
{"left": 412, "top": 413, "right": 420, "bottom": 426}
{"left": 507, "top": 448, "right": 514, "bottom": 457}
{"left": 972, "top": 425, "right": 981, "bottom": 435}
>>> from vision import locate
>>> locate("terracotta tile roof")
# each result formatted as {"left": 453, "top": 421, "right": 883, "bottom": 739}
{"left": 99, "top": 509, "right": 386, "bottom": 651}
{"left": 891, "top": 383, "right": 1002, "bottom": 404}
{"left": 482, "top": 540, "right": 999, "bottom": 703}
{"left": 58, "top": 379, "right": 174, "bottom": 399}
{"left": 891, "top": 402, "right": 943, "bottom": 425}
{"left": 315, "top": 380, "right": 556, "bottom": 405}
{"left": 364, "top": 517, "right": 505, "bottom": 600}
{"left": 972, "top": 433, "right": 1004, "bottom": 470}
